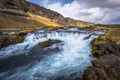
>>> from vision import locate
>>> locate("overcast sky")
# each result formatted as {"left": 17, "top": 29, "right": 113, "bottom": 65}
{"left": 28, "top": 0, "right": 120, "bottom": 24}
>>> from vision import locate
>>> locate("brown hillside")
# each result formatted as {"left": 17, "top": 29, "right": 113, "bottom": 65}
{"left": 0, "top": 0, "right": 93, "bottom": 31}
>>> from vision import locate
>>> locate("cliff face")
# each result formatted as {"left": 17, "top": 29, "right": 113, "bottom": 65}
{"left": 0, "top": 0, "right": 93, "bottom": 30}
{"left": 0, "top": 0, "right": 27, "bottom": 12}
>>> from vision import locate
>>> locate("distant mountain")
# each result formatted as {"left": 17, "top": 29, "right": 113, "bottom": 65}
{"left": 0, "top": 0, "right": 93, "bottom": 30}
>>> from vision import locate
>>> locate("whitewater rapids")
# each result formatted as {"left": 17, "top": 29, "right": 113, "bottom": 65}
{"left": 0, "top": 28, "right": 105, "bottom": 80}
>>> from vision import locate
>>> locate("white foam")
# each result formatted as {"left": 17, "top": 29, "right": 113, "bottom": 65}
{"left": 0, "top": 29, "right": 105, "bottom": 80}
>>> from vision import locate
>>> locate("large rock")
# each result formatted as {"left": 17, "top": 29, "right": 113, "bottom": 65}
{"left": 39, "top": 39, "right": 61, "bottom": 48}
{"left": 83, "top": 38, "right": 120, "bottom": 80}
{"left": 83, "top": 55, "right": 120, "bottom": 80}
{"left": 0, "top": 32, "right": 26, "bottom": 49}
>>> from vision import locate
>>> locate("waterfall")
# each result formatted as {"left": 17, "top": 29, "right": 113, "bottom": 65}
{"left": 0, "top": 28, "right": 105, "bottom": 80}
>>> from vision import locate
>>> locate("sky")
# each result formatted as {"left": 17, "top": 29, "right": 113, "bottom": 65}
{"left": 28, "top": 0, "right": 120, "bottom": 24}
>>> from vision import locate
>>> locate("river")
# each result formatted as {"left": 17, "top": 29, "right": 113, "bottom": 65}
{"left": 0, "top": 28, "right": 105, "bottom": 80}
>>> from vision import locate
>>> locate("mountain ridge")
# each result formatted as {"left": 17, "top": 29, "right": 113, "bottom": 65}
{"left": 0, "top": 0, "right": 94, "bottom": 30}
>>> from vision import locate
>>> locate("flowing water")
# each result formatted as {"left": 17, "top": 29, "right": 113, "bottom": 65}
{"left": 0, "top": 28, "right": 105, "bottom": 80}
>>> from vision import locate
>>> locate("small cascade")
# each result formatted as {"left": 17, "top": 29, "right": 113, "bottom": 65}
{"left": 0, "top": 28, "right": 105, "bottom": 80}
{"left": 24, "top": 29, "right": 104, "bottom": 43}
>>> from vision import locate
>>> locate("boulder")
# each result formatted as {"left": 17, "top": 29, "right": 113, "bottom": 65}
{"left": 0, "top": 32, "right": 26, "bottom": 49}
{"left": 39, "top": 39, "right": 61, "bottom": 48}
{"left": 83, "top": 55, "right": 120, "bottom": 80}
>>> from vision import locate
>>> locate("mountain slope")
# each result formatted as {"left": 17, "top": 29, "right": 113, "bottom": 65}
{"left": 0, "top": 0, "right": 93, "bottom": 31}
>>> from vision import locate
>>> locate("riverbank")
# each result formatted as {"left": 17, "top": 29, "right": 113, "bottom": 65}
{"left": 0, "top": 31, "right": 27, "bottom": 49}
{"left": 83, "top": 25, "right": 120, "bottom": 80}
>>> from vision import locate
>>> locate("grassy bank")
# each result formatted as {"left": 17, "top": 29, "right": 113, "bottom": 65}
{"left": 83, "top": 25, "right": 120, "bottom": 80}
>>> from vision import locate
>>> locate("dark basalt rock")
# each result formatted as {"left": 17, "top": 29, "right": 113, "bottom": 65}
{"left": 83, "top": 55, "right": 120, "bottom": 80}
{"left": 83, "top": 38, "right": 120, "bottom": 80}
{"left": 92, "top": 39, "right": 120, "bottom": 57}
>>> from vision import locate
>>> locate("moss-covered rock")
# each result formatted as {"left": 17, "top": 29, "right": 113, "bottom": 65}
{"left": 83, "top": 55, "right": 120, "bottom": 80}
{"left": 39, "top": 39, "right": 61, "bottom": 48}
{"left": 92, "top": 38, "right": 104, "bottom": 57}
{"left": 0, "top": 32, "right": 27, "bottom": 49}
{"left": 92, "top": 46, "right": 99, "bottom": 57}
{"left": 92, "top": 38, "right": 105, "bottom": 45}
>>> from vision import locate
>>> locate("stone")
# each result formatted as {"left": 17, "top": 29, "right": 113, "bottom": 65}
{"left": 39, "top": 39, "right": 61, "bottom": 48}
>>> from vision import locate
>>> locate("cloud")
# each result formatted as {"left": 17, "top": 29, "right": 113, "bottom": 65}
{"left": 77, "top": 0, "right": 120, "bottom": 9}
{"left": 37, "top": 0, "right": 120, "bottom": 24}
{"left": 46, "top": 1, "right": 82, "bottom": 18}
{"left": 101, "top": 8, "right": 120, "bottom": 24}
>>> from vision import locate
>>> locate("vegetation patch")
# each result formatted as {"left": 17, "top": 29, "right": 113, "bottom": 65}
{"left": 0, "top": 32, "right": 27, "bottom": 49}
{"left": 92, "top": 46, "right": 99, "bottom": 57}
{"left": 39, "top": 39, "right": 61, "bottom": 48}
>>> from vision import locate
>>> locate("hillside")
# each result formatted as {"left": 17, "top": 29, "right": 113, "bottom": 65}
{"left": 0, "top": 0, "right": 93, "bottom": 31}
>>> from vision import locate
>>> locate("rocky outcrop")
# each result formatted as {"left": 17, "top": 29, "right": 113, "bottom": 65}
{"left": 0, "top": 0, "right": 63, "bottom": 19}
{"left": 0, "top": 0, "right": 27, "bottom": 11}
{"left": 0, "top": 32, "right": 26, "bottom": 49}
{"left": 82, "top": 26, "right": 120, "bottom": 80}
{"left": 92, "top": 38, "right": 120, "bottom": 57}
{"left": 83, "top": 37, "right": 120, "bottom": 80}
{"left": 83, "top": 54, "right": 120, "bottom": 80}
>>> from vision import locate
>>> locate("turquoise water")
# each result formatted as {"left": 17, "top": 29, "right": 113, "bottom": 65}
{"left": 0, "top": 28, "right": 105, "bottom": 80}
